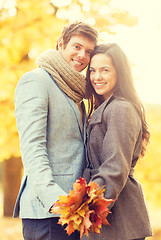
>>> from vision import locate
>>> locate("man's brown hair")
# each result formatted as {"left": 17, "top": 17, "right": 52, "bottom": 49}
{"left": 56, "top": 21, "right": 98, "bottom": 50}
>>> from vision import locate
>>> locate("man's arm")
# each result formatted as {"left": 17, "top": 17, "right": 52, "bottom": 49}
{"left": 15, "top": 70, "right": 66, "bottom": 213}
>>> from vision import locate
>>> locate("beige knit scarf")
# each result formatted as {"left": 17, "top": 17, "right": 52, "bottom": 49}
{"left": 36, "top": 49, "right": 87, "bottom": 103}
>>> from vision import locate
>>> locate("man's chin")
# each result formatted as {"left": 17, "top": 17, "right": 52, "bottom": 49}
{"left": 72, "top": 66, "right": 84, "bottom": 72}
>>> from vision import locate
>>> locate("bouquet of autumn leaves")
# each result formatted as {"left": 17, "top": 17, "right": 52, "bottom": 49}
{"left": 50, "top": 177, "right": 114, "bottom": 238}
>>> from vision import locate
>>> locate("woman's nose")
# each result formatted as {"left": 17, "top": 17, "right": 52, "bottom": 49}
{"left": 95, "top": 71, "right": 102, "bottom": 80}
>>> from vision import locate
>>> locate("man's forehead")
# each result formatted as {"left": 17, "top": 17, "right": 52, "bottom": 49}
{"left": 69, "top": 34, "right": 96, "bottom": 48}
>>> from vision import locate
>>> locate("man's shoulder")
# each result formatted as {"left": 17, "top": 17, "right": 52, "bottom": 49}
{"left": 15, "top": 68, "right": 54, "bottom": 98}
{"left": 20, "top": 67, "right": 49, "bottom": 80}
{"left": 17, "top": 68, "right": 54, "bottom": 90}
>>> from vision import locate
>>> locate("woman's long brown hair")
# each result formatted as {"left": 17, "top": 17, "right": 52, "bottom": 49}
{"left": 86, "top": 43, "right": 150, "bottom": 157}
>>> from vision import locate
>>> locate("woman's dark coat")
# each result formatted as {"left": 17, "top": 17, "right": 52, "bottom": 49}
{"left": 83, "top": 97, "right": 153, "bottom": 240}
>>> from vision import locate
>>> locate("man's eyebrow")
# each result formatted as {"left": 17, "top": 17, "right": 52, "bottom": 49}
{"left": 87, "top": 49, "right": 94, "bottom": 52}
{"left": 73, "top": 42, "right": 94, "bottom": 52}
{"left": 72, "top": 42, "right": 82, "bottom": 46}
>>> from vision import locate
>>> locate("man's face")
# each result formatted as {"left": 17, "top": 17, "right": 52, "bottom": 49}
{"left": 59, "top": 35, "right": 96, "bottom": 72}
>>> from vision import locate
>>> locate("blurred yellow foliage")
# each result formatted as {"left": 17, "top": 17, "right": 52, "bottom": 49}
{"left": 135, "top": 104, "right": 161, "bottom": 209}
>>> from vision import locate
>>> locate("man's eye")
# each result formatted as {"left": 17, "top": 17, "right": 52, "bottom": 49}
{"left": 87, "top": 51, "right": 92, "bottom": 56}
{"left": 74, "top": 45, "right": 80, "bottom": 49}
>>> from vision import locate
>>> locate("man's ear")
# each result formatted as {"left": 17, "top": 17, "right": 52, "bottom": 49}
{"left": 57, "top": 38, "right": 64, "bottom": 50}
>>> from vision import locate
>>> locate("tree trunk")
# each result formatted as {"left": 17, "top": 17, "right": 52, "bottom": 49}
{"left": 2, "top": 157, "right": 22, "bottom": 217}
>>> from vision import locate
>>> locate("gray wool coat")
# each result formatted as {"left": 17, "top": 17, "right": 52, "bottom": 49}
{"left": 82, "top": 96, "right": 153, "bottom": 240}
{"left": 13, "top": 68, "right": 87, "bottom": 219}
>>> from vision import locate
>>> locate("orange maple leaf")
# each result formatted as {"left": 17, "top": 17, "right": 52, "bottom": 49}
{"left": 50, "top": 177, "right": 115, "bottom": 238}
{"left": 65, "top": 220, "right": 75, "bottom": 236}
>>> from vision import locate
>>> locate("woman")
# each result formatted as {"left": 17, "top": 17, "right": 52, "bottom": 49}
{"left": 82, "top": 43, "right": 153, "bottom": 240}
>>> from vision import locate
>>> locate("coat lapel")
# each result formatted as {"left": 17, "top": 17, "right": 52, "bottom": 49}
{"left": 87, "top": 96, "right": 114, "bottom": 136}
{"left": 50, "top": 75, "right": 85, "bottom": 139}
{"left": 64, "top": 96, "right": 85, "bottom": 140}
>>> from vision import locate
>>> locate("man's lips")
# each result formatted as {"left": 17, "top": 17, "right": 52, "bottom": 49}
{"left": 72, "top": 59, "right": 83, "bottom": 66}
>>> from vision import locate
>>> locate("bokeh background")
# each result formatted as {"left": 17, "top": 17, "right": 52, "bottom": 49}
{"left": 0, "top": 0, "right": 161, "bottom": 239}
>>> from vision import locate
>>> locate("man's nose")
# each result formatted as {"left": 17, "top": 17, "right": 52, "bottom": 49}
{"left": 78, "top": 49, "right": 86, "bottom": 58}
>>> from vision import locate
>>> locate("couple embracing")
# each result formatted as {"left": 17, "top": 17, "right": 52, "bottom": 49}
{"left": 13, "top": 21, "right": 152, "bottom": 240}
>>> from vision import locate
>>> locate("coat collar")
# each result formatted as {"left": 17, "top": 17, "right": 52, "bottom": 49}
{"left": 89, "top": 95, "right": 114, "bottom": 125}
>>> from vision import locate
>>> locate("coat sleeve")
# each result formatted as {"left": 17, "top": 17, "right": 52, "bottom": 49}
{"left": 91, "top": 101, "right": 142, "bottom": 207}
{"left": 14, "top": 70, "right": 66, "bottom": 213}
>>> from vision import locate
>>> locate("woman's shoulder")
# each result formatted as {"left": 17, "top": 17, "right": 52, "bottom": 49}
{"left": 106, "top": 97, "right": 134, "bottom": 112}
{"left": 104, "top": 97, "right": 139, "bottom": 120}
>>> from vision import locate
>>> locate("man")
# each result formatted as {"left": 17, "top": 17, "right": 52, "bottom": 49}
{"left": 13, "top": 21, "right": 98, "bottom": 240}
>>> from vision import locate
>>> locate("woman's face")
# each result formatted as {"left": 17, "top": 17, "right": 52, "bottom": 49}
{"left": 89, "top": 53, "right": 117, "bottom": 100}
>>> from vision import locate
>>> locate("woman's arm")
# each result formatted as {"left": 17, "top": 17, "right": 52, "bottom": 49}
{"left": 91, "top": 101, "right": 142, "bottom": 204}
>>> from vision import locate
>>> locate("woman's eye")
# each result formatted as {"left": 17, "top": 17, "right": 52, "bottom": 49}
{"left": 103, "top": 68, "right": 108, "bottom": 72}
